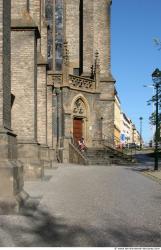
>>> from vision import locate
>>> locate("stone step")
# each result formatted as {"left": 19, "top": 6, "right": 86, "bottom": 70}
{"left": 85, "top": 153, "right": 119, "bottom": 159}
{"left": 84, "top": 147, "right": 132, "bottom": 166}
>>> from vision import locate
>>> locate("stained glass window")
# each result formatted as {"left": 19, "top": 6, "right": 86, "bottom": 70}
{"left": 45, "top": 0, "right": 63, "bottom": 71}
{"left": 55, "top": 0, "right": 63, "bottom": 71}
{"left": 45, "top": 0, "right": 53, "bottom": 70}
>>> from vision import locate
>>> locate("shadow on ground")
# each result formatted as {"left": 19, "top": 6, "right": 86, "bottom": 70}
{"left": 0, "top": 203, "right": 161, "bottom": 247}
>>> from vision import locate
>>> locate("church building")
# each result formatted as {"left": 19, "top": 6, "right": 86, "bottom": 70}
{"left": 0, "top": 0, "right": 116, "bottom": 213}
{"left": 46, "top": 0, "right": 115, "bottom": 162}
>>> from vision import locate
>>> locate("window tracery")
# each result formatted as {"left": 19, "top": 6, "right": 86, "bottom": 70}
{"left": 45, "top": 0, "right": 63, "bottom": 71}
{"left": 55, "top": 0, "right": 63, "bottom": 71}
{"left": 45, "top": 0, "right": 53, "bottom": 69}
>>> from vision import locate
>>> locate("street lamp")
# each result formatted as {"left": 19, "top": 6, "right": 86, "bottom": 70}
{"left": 152, "top": 68, "right": 161, "bottom": 171}
{"left": 143, "top": 84, "right": 155, "bottom": 144}
{"left": 139, "top": 117, "right": 143, "bottom": 150}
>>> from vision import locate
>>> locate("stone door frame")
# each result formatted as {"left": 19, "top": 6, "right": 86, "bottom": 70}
{"left": 71, "top": 94, "right": 90, "bottom": 145}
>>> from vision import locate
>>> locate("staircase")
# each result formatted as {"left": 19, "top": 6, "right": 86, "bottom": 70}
{"left": 69, "top": 139, "right": 133, "bottom": 166}
{"left": 84, "top": 147, "right": 132, "bottom": 166}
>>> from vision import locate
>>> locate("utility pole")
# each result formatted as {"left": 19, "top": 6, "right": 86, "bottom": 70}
{"left": 139, "top": 117, "right": 143, "bottom": 150}
{"left": 152, "top": 68, "right": 161, "bottom": 171}
{"left": 154, "top": 82, "right": 159, "bottom": 170}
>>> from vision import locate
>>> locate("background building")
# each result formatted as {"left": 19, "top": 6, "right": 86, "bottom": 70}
{"left": 114, "top": 90, "right": 121, "bottom": 147}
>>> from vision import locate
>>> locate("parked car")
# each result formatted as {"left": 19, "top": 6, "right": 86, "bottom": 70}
{"left": 125, "top": 143, "right": 137, "bottom": 149}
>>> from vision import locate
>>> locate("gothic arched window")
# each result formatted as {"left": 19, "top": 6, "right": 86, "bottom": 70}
{"left": 55, "top": 0, "right": 63, "bottom": 71}
{"left": 45, "top": 0, "right": 53, "bottom": 69}
{"left": 45, "top": 0, "right": 53, "bottom": 19}
{"left": 45, "top": 0, "right": 63, "bottom": 71}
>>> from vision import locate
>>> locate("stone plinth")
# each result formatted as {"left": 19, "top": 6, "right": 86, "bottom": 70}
{"left": 17, "top": 142, "right": 44, "bottom": 180}
{"left": 40, "top": 145, "right": 52, "bottom": 169}
{"left": 0, "top": 130, "right": 28, "bottom": 214}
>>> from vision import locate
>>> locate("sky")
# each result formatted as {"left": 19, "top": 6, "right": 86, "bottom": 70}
{"left": 111, "top": 0, "right": 161, "bottom": 143}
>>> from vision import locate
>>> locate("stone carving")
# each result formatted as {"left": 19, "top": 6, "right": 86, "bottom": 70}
{"left": 69, "top": 75, "right": 95, "bottom": 91}
{"left": 73, "top": 98, "right": 86, "bottom": 116}
{"left": 95, "top": 50, "right": 100, "bottom": 73}
{"left": 63, "top": 41, "right": 69, "bottom": 66}
{"left": 52, "top": 74, "right": 62, "bottom": 85}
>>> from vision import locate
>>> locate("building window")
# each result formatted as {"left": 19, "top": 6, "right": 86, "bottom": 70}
{"left": 45, "top": 0, "right": 54, "bottom": 70}
{"left": 55, "top": 0, "right": 63, "bottom": 71}
{"left": 45, "top": 0, "right": 63, "bottom": 71}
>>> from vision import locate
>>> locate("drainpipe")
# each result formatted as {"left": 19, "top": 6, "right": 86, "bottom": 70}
{"left": 55, "top": 88, "right": 60, "bottom": 151}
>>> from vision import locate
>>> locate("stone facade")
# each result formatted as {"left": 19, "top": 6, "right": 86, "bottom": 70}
{"left": 11, "top": 5, "right": 43, "bottom": 179}
{"left": 47, "top": 0, "right": 115, "bottom": 162}
{"left": 64, "top": 0, "right": 80, "bottom": 74}
{"left": 10, "top": 0, "right": 54, "bottom": 178}
{"left": 0, "top": 0, "right": 116, "bottom": 203}
{"left": 114, "top": 91, "right": 121, "bottom": 146}
{"left": 0, "top": 0, "right": 27, "bottom": 214}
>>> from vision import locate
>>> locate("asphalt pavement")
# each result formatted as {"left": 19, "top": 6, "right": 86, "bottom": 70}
{"left": 0, "top": 161, "right": 161, "bottom": 247}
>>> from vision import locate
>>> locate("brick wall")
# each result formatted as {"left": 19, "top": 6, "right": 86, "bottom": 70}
{"left": 41, "top": 17, "right": 47, "bottom": 60}
{"left": 93, "top": 0, "right": 111, "bottom": 77}
{"left": 99, "top": 100, "right": 114, "bottom": 139}
{"left": 83, "top": 0, "right": 111, "bottom": 77}
{"left": 37, "top": 65, "right": 47, "bottom": 145}
{"left": 83, "top": 0, "right": 94, "bottom": 75}
{"left": 64, "top": 0, "right": 111, "bottom": 77}
{"left": 11, "top": 30, "right": 37, "bottom": 142}
{"left": 47, "top": 85, "right": 53, "bottom": 148}
{"left": 11, "top": 0, "right": 27, "bottom": 19}
{"left": 65, "top": 0, "right": 80, "bottom": 73}
{"left": 30, "top": 0, "right": 41, "bottom": 31}
{"left": 30, "top": 0, "right": 41, "bottom": 53}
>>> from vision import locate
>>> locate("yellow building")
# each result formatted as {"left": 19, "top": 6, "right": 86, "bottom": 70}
{"left": 114, "top": 90, "right": 122, "bottom": 147}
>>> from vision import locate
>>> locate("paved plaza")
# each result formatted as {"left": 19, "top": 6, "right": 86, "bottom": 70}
{"left": 0, "top": 158, "right": 161, "bottom": 247}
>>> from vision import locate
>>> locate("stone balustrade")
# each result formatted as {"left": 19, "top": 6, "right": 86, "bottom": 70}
{"left": 49, "top": 73, "right": 96, "bottom": 92}
{"left": 69, "top": 75, "right": 96, "bottom": 91}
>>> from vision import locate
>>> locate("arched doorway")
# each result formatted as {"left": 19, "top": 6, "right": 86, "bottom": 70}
{"left": 72, "top": 98, "right": 87, "bottom": 143}
{"left": 73, "top": 117, "right": 83, "bottom": 142}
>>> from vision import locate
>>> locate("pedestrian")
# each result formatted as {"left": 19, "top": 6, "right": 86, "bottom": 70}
{"left": 78, "top": 137, "right": 86, "bottom": 152}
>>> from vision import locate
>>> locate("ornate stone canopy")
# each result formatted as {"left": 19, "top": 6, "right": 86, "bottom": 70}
{"left": 73, "top": 98, "right": 86, "bottom": 117}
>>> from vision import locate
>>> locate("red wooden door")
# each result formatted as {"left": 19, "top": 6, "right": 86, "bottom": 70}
{"left": 73, "top": 118, "right": 83, "bottom": 143}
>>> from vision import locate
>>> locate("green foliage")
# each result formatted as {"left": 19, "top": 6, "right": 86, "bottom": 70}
{"left": 149, "top": 112, "right": 161, "bottom": 126}
{"left": 148, "top": 83, "right": 161, "bottom": 126}
{"left": 154, "top": 38, "right": 161, "bottom": 50}
{"left": 148, "top": 40, "right": 161, "bottom": 126}
{"left": 147, "top": 89, "right": 161, "bottom": 108}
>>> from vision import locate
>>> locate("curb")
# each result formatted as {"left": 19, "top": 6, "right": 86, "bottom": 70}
{"left": 142, "top": 171, "right": 161, "bottom": 185}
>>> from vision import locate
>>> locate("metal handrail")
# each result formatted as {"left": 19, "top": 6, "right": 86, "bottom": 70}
{"left": 70, "top": 138, "right": 88, "bottom": 165}
{"left": 71, "top": 138, "right": 87, "bottom": 155}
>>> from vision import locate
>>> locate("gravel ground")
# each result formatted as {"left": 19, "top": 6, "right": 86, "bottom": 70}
{"left": 0, "top": 163, "right": 161, "bottom": 247}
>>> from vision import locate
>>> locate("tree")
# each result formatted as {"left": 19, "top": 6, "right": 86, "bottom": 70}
{"left": 148, "top": 73, "right": 161, "bottom": 143}
{"left": 154, "top": 38, "right": 161, "bottom": 50}
{"left": 147, "top": 68, "right": 161, "bottom": 126}
{"left": 149, "top": 112, "right": 161, "bottom": 126}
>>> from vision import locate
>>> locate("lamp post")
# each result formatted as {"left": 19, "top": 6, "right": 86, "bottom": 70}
{"left": 152, "top": 68, "right": 161, "bottom": 171}
{"left": 143, "top": 84, "right": 155, "bottom": 145}
{"left": 139, "top": 117, "right": 143, "bottom": 150}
